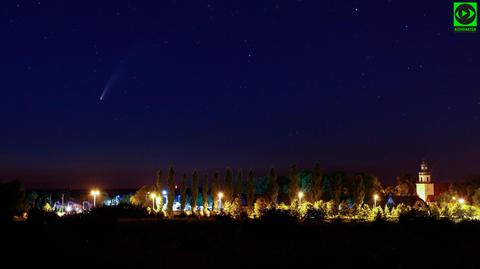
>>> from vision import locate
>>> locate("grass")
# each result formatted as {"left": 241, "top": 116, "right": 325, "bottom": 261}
{"left": 2, "top": 216, "right": 480, "bottom": 267}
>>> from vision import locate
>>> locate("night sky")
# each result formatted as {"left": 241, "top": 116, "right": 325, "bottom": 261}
{"left": 1, "top": 1, "right": 479, "bottom": 189}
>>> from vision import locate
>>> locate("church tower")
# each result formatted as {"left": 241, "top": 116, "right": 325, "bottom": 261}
{"left": 416, "top": 161, "right": 434, "bottom": 202}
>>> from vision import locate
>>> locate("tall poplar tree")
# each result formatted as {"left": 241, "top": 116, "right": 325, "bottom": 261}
{"left": 289, "top": 165, "right": 300, "bottom": 204}
{"left": 203, "top": 174, "right": 209, "bottom": 211}
{"left": 156, "top": 169, "right": 164, "bottom": 209}
{"left": 225, "top": 167, "right": 234, "bottom": 203}
{"left": 234, "top": 170, "right": 243, "bottom": 199}
{"left": 247, "top": 169, "right": 255, "bottom": 213}
{"left": 311, "top": 163, "right": 324, "bottom": 202}
{"left": 180, "top": 173, "right": 187, "bottom": 212}
{"left": 211, "top": 171, "right": 220, "bottom": 211}
{"left": 167, "top": 167, "right": 175, "bottom": 215}
{"left": 191, "top": 170, "right": 199, "bottom": 213}
{"left": 266, "top": 167, "right": 279, "bottom": 206}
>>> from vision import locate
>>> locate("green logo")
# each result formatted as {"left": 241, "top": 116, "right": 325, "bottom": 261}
{"left": 454, "top": 2, "right": 477, "bottom": 32}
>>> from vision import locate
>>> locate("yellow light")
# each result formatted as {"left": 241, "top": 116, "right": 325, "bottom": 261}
{"left": 373, "top": 194, "right": 379, "bottom": 200}
{"left": 90, "top": 189, "right": 100, "bottom": 196}
{"left": 298, "top": 191, "right": 304, "bottom": 199}
{"left": 150, "top": 193, "right": 157, "bottom": 200}
{"left": 218, "top": 192, "right": 224, "bottom": 199}
{"left": 452, "top": 196, "right": 456, "bottom": 201}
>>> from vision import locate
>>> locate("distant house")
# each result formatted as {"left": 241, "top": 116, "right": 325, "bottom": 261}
{"left": 385, "top": 194, "right": 425, "bottom": 208}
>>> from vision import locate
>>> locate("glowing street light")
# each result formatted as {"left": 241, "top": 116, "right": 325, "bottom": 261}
{"left": 150, "top": 192, "right": 157, "bottom": 211}
{"left": 373, "top": 194, "right": 379, "bottom": 208}
{"left": 90, "top": 189, "right": 100, "bottom": 208}
{"left": 218, "top": 192, "right": 224, "bottom": 211}
{"left": 298, "top": 191, "right": 304, "bottom": 207}
{"left": 459, "top": 198, "right": 465, "bottom": 204}
{"left": 161, "top": 190, "right": 167, "bottom": 211}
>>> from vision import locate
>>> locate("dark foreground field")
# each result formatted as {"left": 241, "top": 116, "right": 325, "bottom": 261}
{"left": 2, "top": 217, "right": 480, "bottom": 268}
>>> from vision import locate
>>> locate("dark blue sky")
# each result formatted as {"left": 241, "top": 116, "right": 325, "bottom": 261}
{"left": 1, "top": 0, "right": 479, "bottom": 189}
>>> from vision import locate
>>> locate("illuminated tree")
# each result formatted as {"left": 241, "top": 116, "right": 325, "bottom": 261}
{"left": 254, "top": 176, "right": 269, "bottom": 195}
{"left": 130, "top": 185, "right": 155, "bottom": 208}
{"left": 167, "top": 167, "right": 175, "bottom": 215}
{"left": 394, "top": 175, "right": 416, "bottom": 196}
{"left": 230, "top": 197, "right": 242, "bottom": 218}
{"left": 299, "top": 171, "right": 313, "bottom": 195}
{"left": 364, "top": 174, "right": 383, "bottom": 201}
{"left": 289, "top": 165, "right": 300, "bottom": 204}
{"left": 352, "top": 174, "right": 366, "bottom": 207}
{"left": 253, "top": 197, "right": 268, "bottom": 218}
{"left": 180, "top": 173, "right": 187, "bottom": 212}
{"left": 211, "top": 171, "right": 220, "bottom": 211}
{"left": 247, "top": 169, "right": 255, "bottom": 213}
{"left": 191, "top": 170, "right": 199, "bottom": 213}
{"left": 356, "top": 204, "right": 372, "bottom": 220}
{"left": 266, "top": 167, "right": 279, "bottom": 206}
{"left": 43, "top": 202, "right": 52, "bottom": 212}
{"left": 225, "top": 167, "right": 234, "bottom": 203}
{"left": 25, "top": 191, "right": 39, "bottom": 210}
{"left": 332, "top": 173, "right": 344, "bottom": 206}
{"left": 311, "top": 163, "right": 323, "bottom": 202}
{"left": 471, "top": 188, "right": 480, "bottom": 207}
{"left": 156, "top": 170, "right": 164, "bottom": 209}
{"left": 202, "top": 174, "right": 209, "bottom": 211}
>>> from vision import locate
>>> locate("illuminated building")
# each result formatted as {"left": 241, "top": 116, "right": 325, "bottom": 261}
{"left": 416, "top": 161, "right": 434, "bottom": 203}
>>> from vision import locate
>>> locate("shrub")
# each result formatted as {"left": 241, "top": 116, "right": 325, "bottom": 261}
{"left": 259, "top": 208, "right": 297, "bottom": 223}
{"left": 26, "top": 208, "right": 59, "bottom": 224}
{"left": 253, "top": 197, "right": 268, "bottom": 218}
{"left": 398, "top": 208, "right": 434, "bottom": 223}
{"left": 303, "top": 204, "right": 326, "bottom": 221}
{"left": 88, "top": 204, "right": 150, "bottom": 220}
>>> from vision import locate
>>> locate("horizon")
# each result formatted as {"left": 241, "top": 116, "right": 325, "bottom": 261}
{"left": 6, "top": 160, "right": 469, "bottom": 190}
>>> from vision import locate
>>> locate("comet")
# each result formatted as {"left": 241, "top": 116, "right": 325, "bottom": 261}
{"left": 100, "top": 75, "right": 116, "bottom": 101}
{"left": 99, "top": 67, "right": 123, "bottom": 101}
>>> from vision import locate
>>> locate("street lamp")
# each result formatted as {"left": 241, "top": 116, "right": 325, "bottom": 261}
{"left": 298, "top": 191, "right": 304, "bottom": 207}
{"left": 150, "top": 192, "right": 157, "bottom": 211}
{"left": 373, "top": 194, "right": 379, "bottom": 208}
{"left": 161, "top": 190, "right": 167, "bottom": 211}
{"left": 218, "top": 192, "right": 224, "bottom": 211}
{"left": 459, "top": 198, "right": 465, "bottom": 204}
{"left": 90, "top": 189, "right": 100, "bottom": 208}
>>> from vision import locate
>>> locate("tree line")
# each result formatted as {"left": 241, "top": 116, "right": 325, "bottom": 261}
{"left": 133, "top": 163, "right": 384, "bottom": 215}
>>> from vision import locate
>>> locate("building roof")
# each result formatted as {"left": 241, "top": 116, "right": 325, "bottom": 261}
{"left": 385, "top": 194, "right": 426, "bottom": 207}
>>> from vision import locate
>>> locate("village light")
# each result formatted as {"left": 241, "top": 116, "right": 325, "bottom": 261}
{"left": 298, "top": 191, "right": 304, "bottom": 207}
{"left": 150, "top": 192, "right": 157, "bottom": 211}
{"left": 218, "top": 192, "right": 224, "bottom": 211}
{"left": 459, "top": 198, "right": 465, "bottom": 204}
{"left": 373, "top": 194, "right": 379, "bottom": 208}
{"left": 90, "top": 189, "right": 100, "bottom": 208}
